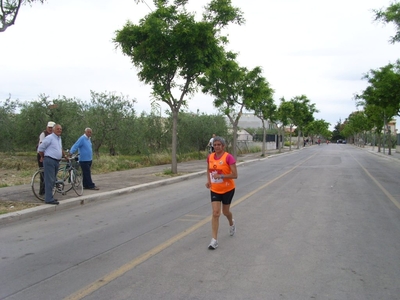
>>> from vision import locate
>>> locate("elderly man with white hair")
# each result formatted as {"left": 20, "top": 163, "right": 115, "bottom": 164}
{"left": 38, "top": 124, "right": 65, "bottom": 205}
{"left": 70, "top": 128, "right": 99, "bottom": 190}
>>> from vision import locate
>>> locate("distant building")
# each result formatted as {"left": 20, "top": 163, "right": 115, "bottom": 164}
{"left": 387, "top": 120, "right": 397, "bottom": 135}
{"left": 284, "top": 126, "right": 296, "bottom": 133}
{"left": 227, "top": 113, "right": 275, "bottom": 130}
{"left": 237, "top": 129, "right": 253, "bottom": 141}
{"left": 237, "top": 113, "right": 263, "bottom": 128}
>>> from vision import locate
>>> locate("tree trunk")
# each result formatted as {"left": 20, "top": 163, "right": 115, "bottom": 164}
{"left": 276, "top": 124, "right": 282, "bottom": 153}
{"left": 93, "top": 142, "right": 101, "bottom": 158}
{"left": 378, "top": 134, "right": 381, "bottom": 152}
{"left": 171, "top": 109, "right": 178, "bottom": 174}
{"left": 232, "top": 124, "right": 238, "bottom": 159}
{"left": 262, "top": 120, "right": 266, "bottom": 157}
{"left": 297, "top": 130, "right": 301, "bottom": 149}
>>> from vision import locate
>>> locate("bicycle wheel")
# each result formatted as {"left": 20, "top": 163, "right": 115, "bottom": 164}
{"left": 57, "top": 166, "right": 73, "bottom": 193}
{"left": 71, "top": 169, "right": 83, "bottom": 196}
{"left": 31, "top": 168, "right": 45, "bottom": 201}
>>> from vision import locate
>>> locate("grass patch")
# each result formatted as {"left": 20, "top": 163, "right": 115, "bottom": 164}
{"left": 0, "top": 153, "right": 37, "bottom": 170}
{"left": 163, "top": 168, "right": 174, "bottom": 176}
{"left": 248, "top": 146, "right": 262, "bottom": 153}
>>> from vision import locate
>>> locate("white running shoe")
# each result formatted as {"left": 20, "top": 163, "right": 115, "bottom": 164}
{"left": 230, "top": 219, "right": 236, "bottom": 236}
{"left": 208, "top": 238, "right": 218, "bottom": 250}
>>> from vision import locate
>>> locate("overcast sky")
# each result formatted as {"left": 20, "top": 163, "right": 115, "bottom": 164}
{"left": 1, "top": 0, "right": 399, "bottom": 130}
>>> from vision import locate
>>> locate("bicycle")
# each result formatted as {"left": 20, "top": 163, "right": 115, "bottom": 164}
{"left": 207, "top": 145, "right": 214, "bottom": 154}
{"left": 31, "top": 154, "right": 83, "bottom": 201}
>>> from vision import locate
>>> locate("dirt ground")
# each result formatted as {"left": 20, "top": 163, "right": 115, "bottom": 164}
{"left": 0, "top": 169, "right": 38, "bottom": 214}
{"left": 0, "top": 168, "right": 32, "bottom": 186}
{"left": 0, "top": 201, "right": 40, "bottom": 214}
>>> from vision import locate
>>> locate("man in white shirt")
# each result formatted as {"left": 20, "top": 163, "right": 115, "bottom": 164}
{"left": 208, "top": 133, "right": 216, "bottom": 153}
{"left": 38, "top": 124, "right": 65, "bottom": 205}
{"left": 36, "top": 121, "right": 55, "bottom": 195}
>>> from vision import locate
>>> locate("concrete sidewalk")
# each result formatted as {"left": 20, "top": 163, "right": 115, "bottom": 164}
{"left": 358, "top": 145, "right": 400, "bottom": 160}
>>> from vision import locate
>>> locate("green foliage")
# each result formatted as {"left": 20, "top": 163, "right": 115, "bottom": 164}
{"left": 132, "top": 111, "right": 170, "bottom": 155}
{"left": 277, "top": 98, "right": 294, "bottom": 128}
{"left": 13, "top": 94, "right": 86, "bottom": 151}
{"left": 0, "top": 94, "right": 229, "bottom": 158}
{"left": 278, "top": 95, "right": 318, "bottom": 131}
{"left": 162, "top": 168, "right": 174, "bottom": 176}
{"left": 198, "top": 50, "right": 272, "bottom": 157}
{"left": 0, "top": 96, "right": 19, "bottom": 152}
{"left": 115, "top": 0, "right": 244, "bottom": 172}
{"left": 83, "top": 91, "right": 136, "bottom": 156}
{"left": 177, "top": 111, "right": 228, "bottom": 153}
{"left": 277, "top": 95, "right": 319, "bottom": 149}
{"left": 284, "top": 141, "right": 292, "bottom": 147}
{"left": 290, "top": 95, "right": 318, "bottom": 132}
{"left": 357, "top": 60, "right": 400, "bottom": 119}
{"left": 331, "top": 120, "right": 345, "bottom": 141}
{"left": 203, "top": 0, "right": 245, "bottom": 28}
{"left": 305, "top": 119, "right": 331, "bottom": 139}
{"left": 374, "top": 1, "right": 400, "bottom": 44}
{"left": 341, "top": 111, "right": 372, "bottom": 139}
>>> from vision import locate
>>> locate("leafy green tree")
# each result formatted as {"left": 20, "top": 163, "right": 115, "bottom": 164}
{"left": 331, "top": 120, "right": 344, "bottom": 142}
{"left": 46, "top": 96, "right": 85, "bottom": 148}
{"left": 177, "top": 111, "right": 228, "bottom": 156}
{"left": 83, "top": 91, "right": 136, "bottom": 157}
{"left": 362, "top": 103, "right": 396, "bottom": 152}
{"left": 305, "top": 119, "right": 330, "bottom": 142}
{"left": 341, "top": 111, "right": 372, "bottom": 147}
{"left": 131, "top": 111, "right": 169, "bottom": 156}
{"left": 248, "top": 96, "right": 276, "bottom": 156}
{"left": 199, "top": 51, "right": 272, "bottom": 158}
{"left": 374, "top": 1, "right": 400, "bottom": 44}
{"left": 364, "top": 104, "right": 385, "bottom": 150}
{"left": 358, "top": 60, "right": 400, "bottom": 116}
{"left": 356, "top": 60, "right": 400, "bottom": 154}
{"left": 1, "top": 0, "right": 46, "bottom": 32}
{"left": 14, "top": 96, "right": 49, "bottom": 150}
{"left": 290, "top": 95, "right": 318, "bottom": 149}
{"left": 0, "top": 96, "right": 19, "bottom": 152}
{"left": 114, "top": 0, "right": 244, "bottom": 173}
{"left": 12, "top": 94, "right": 84, "bottom": 151}
{"left": 277, "top": 98, "right": 295, "bottom": 150}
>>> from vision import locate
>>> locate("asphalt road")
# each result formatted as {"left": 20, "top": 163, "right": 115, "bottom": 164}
{"left": 1, "top": 145, "right": 400, "bottom": 300}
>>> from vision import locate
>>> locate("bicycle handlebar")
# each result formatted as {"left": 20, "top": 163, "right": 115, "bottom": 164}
{"left": 61, "top": 153, "right": 79, "bottom": 162}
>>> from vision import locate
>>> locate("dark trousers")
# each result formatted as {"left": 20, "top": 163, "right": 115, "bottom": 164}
{"left": 80, "top": 161, "right": 95, "bottom": 188}
{"left": 37, "top": 153, "right": 45, "bottom": 194}
{"left": 43, "top": 157, "right": 59, "bottom": 203}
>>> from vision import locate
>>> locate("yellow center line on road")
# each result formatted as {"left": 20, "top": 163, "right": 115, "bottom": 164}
{"left": 352, "top": 155, "right": 400, "bottom": 210}
{"left": 64, "top": 153, "right": 316, "bottom": 300}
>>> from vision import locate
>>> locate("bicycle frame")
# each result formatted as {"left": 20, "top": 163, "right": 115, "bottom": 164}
{"left": 31, "top": 155, "right": 83, "bottom": 201}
